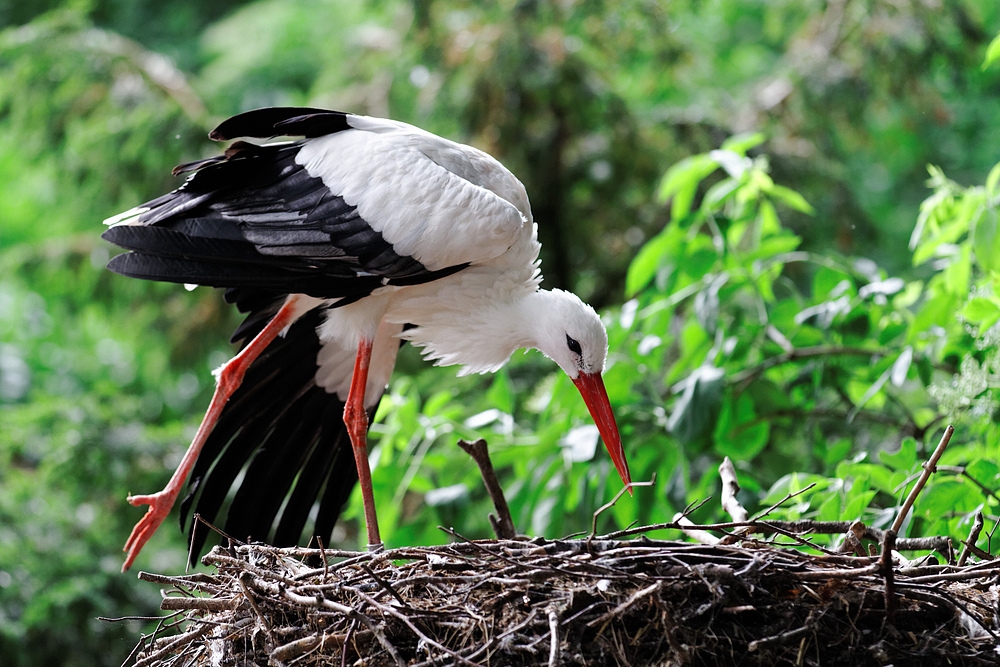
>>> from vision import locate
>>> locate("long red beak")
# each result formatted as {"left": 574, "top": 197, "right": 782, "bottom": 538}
{"left": 572, "top": 372, "right": 632, "bottom": 491}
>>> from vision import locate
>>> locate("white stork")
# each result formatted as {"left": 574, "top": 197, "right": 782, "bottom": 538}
{"left": 103, "top": 107, "right": 632, "bottom": 571}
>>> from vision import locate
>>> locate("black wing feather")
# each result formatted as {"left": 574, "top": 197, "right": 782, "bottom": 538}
{"left": 210, "top": 107, "right": 350, "bottom": 141}
{"left": 103, "top": 133, "right": 465, "bottom": 300}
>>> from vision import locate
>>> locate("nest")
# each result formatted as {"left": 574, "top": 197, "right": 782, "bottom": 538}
{"left": 125, "top": 432, "right": 1000, "bottom": 665}
{"left": 127, "top": 535, "right": 1000, "bottom": 667}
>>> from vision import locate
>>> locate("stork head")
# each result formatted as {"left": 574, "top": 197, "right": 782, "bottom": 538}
{"left": 530, "top": 290, "right": 632, "bottom": 490}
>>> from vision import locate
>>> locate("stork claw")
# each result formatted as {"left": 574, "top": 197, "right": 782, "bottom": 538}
{"left": 122, "top": 490, "right": 177, "bottom": 572}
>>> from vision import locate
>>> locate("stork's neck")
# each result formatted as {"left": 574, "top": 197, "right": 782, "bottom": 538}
{"left": 399, "top": 289, "right": 563, "bottom": 376}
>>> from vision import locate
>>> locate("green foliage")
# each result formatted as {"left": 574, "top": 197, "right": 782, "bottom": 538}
{"left": 604, "top": 145, "right": 1000, "bottom": 549}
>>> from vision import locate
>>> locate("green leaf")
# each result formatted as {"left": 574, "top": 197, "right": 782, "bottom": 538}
{"left": 768, "top": 184, "right": 815, "bottom": 215}
{"left": 837, "top": 462, "right": 896, "bottom": 494}
{"left": 625, "top": 225, "right": 679, "bottom": 296}
{"left": 702, "top": 176, "right": 741, "bottom": 211}
{"left": 879, "top": 437, "right": 917, "bottom": 471}
{"left": 657, "top": 154, "right": 718, "bottom": 219}
{"left": 986, "top": 162, "right": 1000, "bottom": 196}
{"left": 843, "top": 490, "right": 877, "bottom": 521}
{"left": 984, "top": 32, "right": 1000, "bottom": 70}
{"left": 667, "top": 364, "right": 724, "bottom": 444}
{"left": 721, "top": 132, "right": 766, "bottom": 155}
{"left": 971, "top": 205, "right": 1000, "bottom": 272}
{"left": 965, "top": 459, "right": 1000, "bottom": 487}
{"left": 920, "top": 479, "right": 980, "bottom": 516}
{"left": 486, "top": 370, "right": 515, "bottom": 415}
{"left": 961, "top": 296, "right": 1000, "bottom": 326}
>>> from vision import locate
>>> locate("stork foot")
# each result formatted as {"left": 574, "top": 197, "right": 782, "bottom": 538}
{"left": 122, "top": 490, "right": 178, "bottom": 572}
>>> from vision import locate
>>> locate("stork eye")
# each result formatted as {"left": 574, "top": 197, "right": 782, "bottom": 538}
{"left": 566, "top": 334, "right": 583, "bottom": 356}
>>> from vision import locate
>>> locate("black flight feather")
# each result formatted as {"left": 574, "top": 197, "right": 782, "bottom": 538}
{"left": 102, "top": 137, "right": 464, "bottom": 301}
{"left": 209, "top": 107, "right": 350, "bottom": 141}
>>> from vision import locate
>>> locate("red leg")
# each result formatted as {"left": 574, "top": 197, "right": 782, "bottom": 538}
{"left": 121, "top": 297, "right": 306, "bottom": 571}
{"left": 344, "top": 337, "right": 383, "bottom": 550}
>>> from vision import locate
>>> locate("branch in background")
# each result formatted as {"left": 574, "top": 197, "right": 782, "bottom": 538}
{"left": 937, "top": 465, "right": 1000, "bottom": 505}
{"left": 730, "top": 345, "right": 887, "bottom": 386}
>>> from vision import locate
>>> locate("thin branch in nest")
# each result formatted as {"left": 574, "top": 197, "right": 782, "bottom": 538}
{"left": 958, "top": 511, "right": 986, "bottom": 566}
{"left": 587, "top": 581, "right": 662, "bottom": 630}
{"left": 890, "top": 425, "right": 954, "bottom": 535}
{"left": 187, "top": 513, "right": 242, "bottom": 572}
{"left": 747, "top": 610, "right": 820, "bottom": 652}
{"left": 880, "top": 529, "right": 898, "bottom": 616}
{"left": 838, "top": 520, "right": 867, "bottom": 556}
{"left": 361, "top": 563, "right": 412, "bottom": 610}
{"left": 238, "top": 572, "right": 277, "bottom": 647}
{"left": 590, "top": 475, "right": 655, "bottom": 538}
{"left": 457, "top": 438, "right": 518, "bottom": 539}
{"left": 753, "top": 482, "right": 818, "bottom": 521}
{"left": 719, "top": 457, "right": 749, "bottom": 525}
{"left": 130, "top": 624, "right": 213, "bottom": 667}
{"left": 547, "top": 607, "right": 561, "bottom": 667}
{"left": 283, "top": 588, "right": 406, "bottom": 666}
{"left": 674, "top": 514, "right": 720, "bottom": 545}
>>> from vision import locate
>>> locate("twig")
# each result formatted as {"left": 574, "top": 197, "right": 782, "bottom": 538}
{"left": 674, "top": 514, "right": 720, "bottom": 545}
{"left": 890, "top": 425, "right": 954, "bottom": 535}
{"left": 837, "top": 520, "right": 866, "bottom": 556}
{"left": 719, "top": 457, "right": 749, "bottom": 524}
{"left": 317, "top": 535, "right": 330, "bottom": 584}
{"left": 187, "top": 513, "right": 241, "bottom": 571}
{"left": 238, "top": 572, "right": 278, "bottom": 648}
{"left": 362, "top": 563, "right": 412, "bottom": 610}
{"left": 958, "top": 511, "right": 985, "bottom": 566}
{"left": 283, "top": 589, "right": 406, "bottom": 667}
{"left": 159, "top": 596, "right": 236, "bottom": 611}
{"left": 747, "top": 611, "right": 819, "bottom": 651}
{"left": 590, "top": 476, "right": 655, "bottom": 538}
{"left": 130, "top": 625, "right": 213, "bottom": 667}
{"left": 457, "top": 438, "right": 518, "bottom": 539}
{"left": 753, "top": 482, "right": 818, "bottom": 521}
{"left": 880, "top": 529, "right": 897, "bottom": 616}
{"left": 341, "top": 619, "right": 358, "bottom": 667}
{"left": 547, "top": 607, "right": 561, "bottom": 667}
{"left": 937, "top": 465, "right": 1000, "bottom": 504}
{"left": 271, "top": 632, "right": 344, "bottom": 663}
{"left": 589, "top": 581, "right": 662, "bottom": 629}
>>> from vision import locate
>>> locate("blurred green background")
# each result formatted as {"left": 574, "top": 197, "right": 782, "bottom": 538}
{"left": 2, "top": 0, "right": 999, "bottom": 664}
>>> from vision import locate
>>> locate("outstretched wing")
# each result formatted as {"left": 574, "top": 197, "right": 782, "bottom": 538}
{"left": 102, "top": 107, "right": 529, "bottom": 300}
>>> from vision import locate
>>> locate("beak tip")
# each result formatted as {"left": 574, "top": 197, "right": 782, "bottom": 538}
{"left": 573, "top": 371, "right": 633, "bottom": 494}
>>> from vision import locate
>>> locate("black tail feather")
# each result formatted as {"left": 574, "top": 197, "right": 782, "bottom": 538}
{"left": 179, "top": 308, "right": 370, "bottom": 565}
